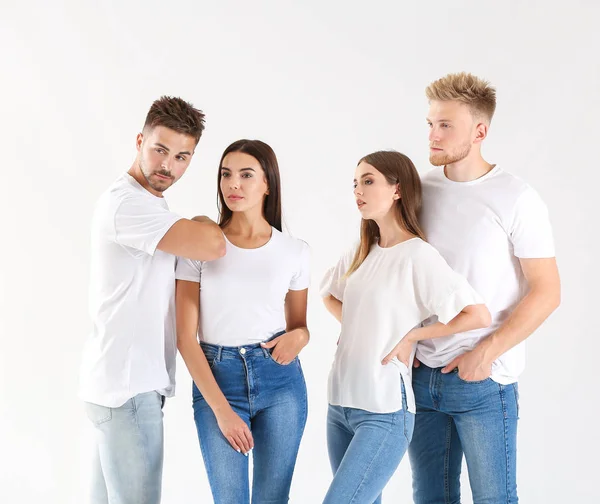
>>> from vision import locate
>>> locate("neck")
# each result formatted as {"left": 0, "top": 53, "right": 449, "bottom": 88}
{"left": 225, "top": 209, "right": 271, "bottom": 237}
{"left": 444, "top": 149, "right": 494, "bottom": 183}
{"left": 374, "top": 211, "right": 414, "bottom": 248}
{"left": 127, "top": 159, "right": 163, "bottom": 198}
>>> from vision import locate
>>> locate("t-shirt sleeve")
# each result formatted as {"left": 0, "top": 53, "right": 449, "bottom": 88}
{"left": 319, "top": 244, "right": 356, "bottom": 301}
{"left": 289, "top": 240, "right": 311, "bottom": 291}
{"left": 175, "top": 257, "right": 202, "bottom": 283}
{"left": 509, "top": 187, "right": 555, "bottom": 258}
{"left": 415, "top": 245, "right": 485, "bottom": 324}
{"left": 113, "top": 196, "right": 183, "bottom": 255}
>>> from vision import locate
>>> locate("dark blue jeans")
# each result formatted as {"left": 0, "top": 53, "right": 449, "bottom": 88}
{"left": 409, "top": 364, "right": 519, "bottom": 504}
{"left": 192, "top": 334, "right": 308, "bottom": 504}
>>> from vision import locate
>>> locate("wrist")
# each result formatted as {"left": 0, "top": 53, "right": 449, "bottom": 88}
{"left": 475, "top": 336, "right": 499, "bottom": 364}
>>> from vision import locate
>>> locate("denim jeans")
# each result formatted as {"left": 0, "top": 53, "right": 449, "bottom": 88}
{"left": 84, "top": 391, "right": 165, "bottom": 504}
{"left": 193, "top": 335, "right": 308, "bottom": 504}
{"left": 324, "top": 379, "right": 415, "bottom": 504}
{"left": 408, "top": 364, "right": 519, "bottom": 504}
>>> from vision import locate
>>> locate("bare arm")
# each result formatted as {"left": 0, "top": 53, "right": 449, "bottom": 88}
{"left": 158, "top": 216, "right": 226, "bottom": 261}
{"left": 261, "top": 289, "right": 309, "bottom": 365}
{"left": 323, "top": 294, "right": 342, "bottom": 323}
{"left": 442, "top": 257, "right": 561, "bottom": 379}
{"left": 176, "top": 280, "right": 253, "bottom": 453}
{"left": 382, "top": 304, "right": 491, "bottom": 365}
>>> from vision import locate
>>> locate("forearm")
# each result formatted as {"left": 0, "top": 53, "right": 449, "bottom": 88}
{"left": 178, "top": 338, "right": 231, "bottom": 415}
{"left": 477, "top": 286, "right": 560, "bottom": 362}
{"left": 408, "top": 305, "right": 490, "bottom": 342}
{"left": 323, "top": 295, "right": 342, "bottom": 323}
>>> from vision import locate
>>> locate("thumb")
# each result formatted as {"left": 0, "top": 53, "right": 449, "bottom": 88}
{"left": 442, "top": 357, "right": 459, "bottom": 374}
{"left": 260, "top": 336, "right": 280, "bottom": 349}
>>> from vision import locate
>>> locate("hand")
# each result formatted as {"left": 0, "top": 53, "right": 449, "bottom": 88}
{"left": 413, "top": 356, "right": 421, "bottom": 368}
{"left": 442, "top": 347, "right": 492, "bottom": 382}
{"left": 261, "top": 329, "right": 308, "bottom": 365}
{"left": 382, "top": 336, "right": 415, "bottom": 367}
{"left": 215, "top": 407, "right": 254, "bottom": 455}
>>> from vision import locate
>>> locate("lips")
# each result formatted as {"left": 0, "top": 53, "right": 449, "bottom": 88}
{"left": 154, "top": 173, "right": 172, "bottom": 180}
{"left": 356, "top": 199, "right": 366, "bottom": 208}
{"left": 227, "top": 195, "right": 244, "bottom": 200}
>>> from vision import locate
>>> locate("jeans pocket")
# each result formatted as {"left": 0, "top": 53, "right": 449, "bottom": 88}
{"left": 84, "top": 402, "right": 112, "bottom": 426}
{"left": 267, "top": 349, "right": 297, "bottom": 367}
{"left": 455, "top": 369, "right": 492, "bottom": 384}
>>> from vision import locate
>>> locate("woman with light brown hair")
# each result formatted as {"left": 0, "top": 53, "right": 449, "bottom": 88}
{"left": 320, "top": 150, "right": 491, "bottom": 503}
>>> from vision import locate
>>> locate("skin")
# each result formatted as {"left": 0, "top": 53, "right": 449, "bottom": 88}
{"left": 176, "top": 151, "right": 309, "bottom": 455}
{"left": 424, "top": 100, "right": 561, "bottom": 380}
{"left": 323, "top": 161, "right": 490, "bottom": 365}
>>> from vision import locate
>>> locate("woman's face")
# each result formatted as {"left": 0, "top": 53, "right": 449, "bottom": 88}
{"left": 220, "top": 151, "right": 269, "bottom": 214}
{"left": 353, "top": 161, "right": 399, "bottom": 220}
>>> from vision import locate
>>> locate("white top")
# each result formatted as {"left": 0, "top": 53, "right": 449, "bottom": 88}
{"left": 321, "top": 238, "right": 483, "bottom": 414}
{"left": 79, "top": 173, "right": 183, "bottom": 407}
{"left": 176, "top": 228, "right": 310, "bottom": 346}
{"left": 418, "top": 166, "right": 555, "bottom": 384}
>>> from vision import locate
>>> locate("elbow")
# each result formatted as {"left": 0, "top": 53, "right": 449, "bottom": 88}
{"left": 476, "top": 304, "right": 492, "bottom": 329}
{"left": 204, "top": 232, "right": 226, "bottom": 260}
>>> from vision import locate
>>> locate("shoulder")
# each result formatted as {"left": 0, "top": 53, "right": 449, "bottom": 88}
{"left": 274, "top": 229, "right": 309, "bottom": 255}
{"left": 421, "top": 167, "right": 445, "bottom": 187}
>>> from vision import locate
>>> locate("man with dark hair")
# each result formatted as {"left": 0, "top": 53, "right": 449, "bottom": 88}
{"left": 79, "top": 96, "right": 225, "bottom": 504}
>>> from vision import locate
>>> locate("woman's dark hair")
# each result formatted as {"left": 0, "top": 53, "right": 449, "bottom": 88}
{"left": 217, "top": 139, "right": 282, "bottom": 231}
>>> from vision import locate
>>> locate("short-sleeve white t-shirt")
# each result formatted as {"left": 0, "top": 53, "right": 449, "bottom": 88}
{"left": 79, "top": 173, "right": 183, "bottom": 407}
{"left": 418, "top": 166, "right": 555, "bottom": 384}
{"left": 321, "top": 238, "right": 483, "bottom": 414}
{"left": 176, "top": 228, "right": 310, "bottom": 346}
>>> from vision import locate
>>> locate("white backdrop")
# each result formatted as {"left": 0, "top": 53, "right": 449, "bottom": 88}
{"left": 1, "top": 1, "right": 598, "bottom": 502}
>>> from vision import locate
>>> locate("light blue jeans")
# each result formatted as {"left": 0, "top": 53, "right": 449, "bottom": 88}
{"left": 409, "top": 364, "right": 519, "bottom": 504}
{"left": 84, "top": 391, "right": 165, "bottom": 504}
{"left": 324, "top": 380, "right": 415, "bottom": 504}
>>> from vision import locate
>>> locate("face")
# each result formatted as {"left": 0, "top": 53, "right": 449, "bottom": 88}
{"left": 427, "top": 100, "right": 484, "bottom": 166}
{"left": 353, "top": 162, "right": 399, "bottom": 221}
{"left": 220, "top": 151, "right": 269, "bottom": 213}
{"left": 136, "top": 125, "right": 196, "bottom": 194}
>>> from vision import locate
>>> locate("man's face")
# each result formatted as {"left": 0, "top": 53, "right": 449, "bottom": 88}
{"left": 136, "top": 125, "right": 197, "bottom": 194}
{"left": 427, "top": 100, "right": 479, "bottom": 166}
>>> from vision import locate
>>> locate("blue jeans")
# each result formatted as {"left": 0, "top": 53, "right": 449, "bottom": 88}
{"left": 84, "top": 391, "right": 165, "bottom": 504}
{"left": 408, "top": 364, "right": 519, "bottom": 504}
{"left": 193, "top": 336, "right": 308, "bottom": 504}
{"left": 324, "top": 380, "right": 415, "bottom": 504}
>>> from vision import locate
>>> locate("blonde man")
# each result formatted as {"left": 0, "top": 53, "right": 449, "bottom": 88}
{"left": 409, "top": 73, "right": 561, "bottom": 503}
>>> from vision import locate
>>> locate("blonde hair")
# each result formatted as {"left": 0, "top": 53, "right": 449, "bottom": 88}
{"left": 426, "top": 72, "right": 496, "bottom": 122}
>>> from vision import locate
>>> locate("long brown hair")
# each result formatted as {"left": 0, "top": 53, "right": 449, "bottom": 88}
{"left": 346, "top": 150, "right": 426, "bottom": 276}
{"left": 217, "top": 139, "right": 282, "bottom": 231}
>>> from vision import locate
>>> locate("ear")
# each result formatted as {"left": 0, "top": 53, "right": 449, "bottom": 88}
{"left": 136, "top": 132, "right": 144, "bottom": 152}
{"left": 394, "top": 184, "right": 401, "bottom": 200}
{"left": 473, "top": 122, "right": 489, "bottom": 145}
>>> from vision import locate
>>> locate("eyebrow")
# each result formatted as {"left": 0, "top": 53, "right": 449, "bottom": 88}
{"left": 154, "top": 143, "right": 192, "bottom": 156}
{"left": 353, "top": 172, "right": 375, "bottom": 182}
{"left": 426, "top": 118, "right": 453, "bottom": 123}
{"left": 220, "top": 167, "right": 256, "bottom": 172}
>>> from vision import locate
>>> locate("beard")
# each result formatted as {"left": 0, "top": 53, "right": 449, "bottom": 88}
{"left": 139, "top": 157, "right": 174, "bottom": 192}
{"left": 429, "top": 141, "right": 472, "bottom": 166}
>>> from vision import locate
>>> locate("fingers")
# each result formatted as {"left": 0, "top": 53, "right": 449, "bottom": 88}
{"left": 441, "top": 358, "right": 458, "bottom": 374}
{"left": 260, "top": 336, "right": 281, "bottom": 349}
{"left": 413, "top": 356, "right": 421, "bottom": 368}
{"left": 381, "top": 351, "right": 394, "bottom": 365}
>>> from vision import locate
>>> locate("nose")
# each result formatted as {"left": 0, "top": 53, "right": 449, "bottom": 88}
{"left": 428, "top": 126, "right": 439, "bottom": 143}
{"left": 354, "top": 185, "right": 362, "bottom": 197}
{"left": 229, "top": 177, "right": 240, "bottom": 190}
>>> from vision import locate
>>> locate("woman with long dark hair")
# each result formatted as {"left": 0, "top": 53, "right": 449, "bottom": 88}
{"left": 176, "top": 140, "right": 310, "bottom": 503}
{"left": 321, "top": 151, "right": 491, "bottom": 503}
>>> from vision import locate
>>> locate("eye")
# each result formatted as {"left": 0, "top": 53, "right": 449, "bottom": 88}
{"left": 364, "top": 179, "right": 373, "bottom": 185}
{"left": 441, "top": 123, "right": 450, "bottom": 128}
{"left": 242, "top": 172, "right": 253, "bottom": 178}
{"left": 221, "top": 171, "right": 230, "bottom": 178}
{"left": 156, "top": 148, "right": 166, "bottom": 154}
{"left": 176, "top": 155, "right": 186, "bottom": 161}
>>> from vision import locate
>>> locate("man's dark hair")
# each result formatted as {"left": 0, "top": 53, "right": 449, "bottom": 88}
{"left": 143, "top": 96, "right": 206, "bottom": 144}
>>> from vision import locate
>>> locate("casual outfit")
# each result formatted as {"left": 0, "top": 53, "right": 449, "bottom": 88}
{"left": 79, "top": 173, "right": 182, "bottom": 504}
{"left": 176, "top": 228, "right": 310, "bottom": 504}
{"left": 409, "top": 165, "right": 555, "bottom": 504}
{"left": 320, "top": 238, "right": 483, "bottom": 504}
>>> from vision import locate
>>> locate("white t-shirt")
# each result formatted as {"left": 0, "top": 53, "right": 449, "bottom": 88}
{"left": 79, "top": 173, "right": 183, "bottom": 407}
{"left": 175, "top": 228, "right": 310, "bottom": 346}
{"left": 418, "top": 166, "right": 555, "bottom": 384}
{"left": 321, "top": 238, "right": 483, "bottom": 414}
